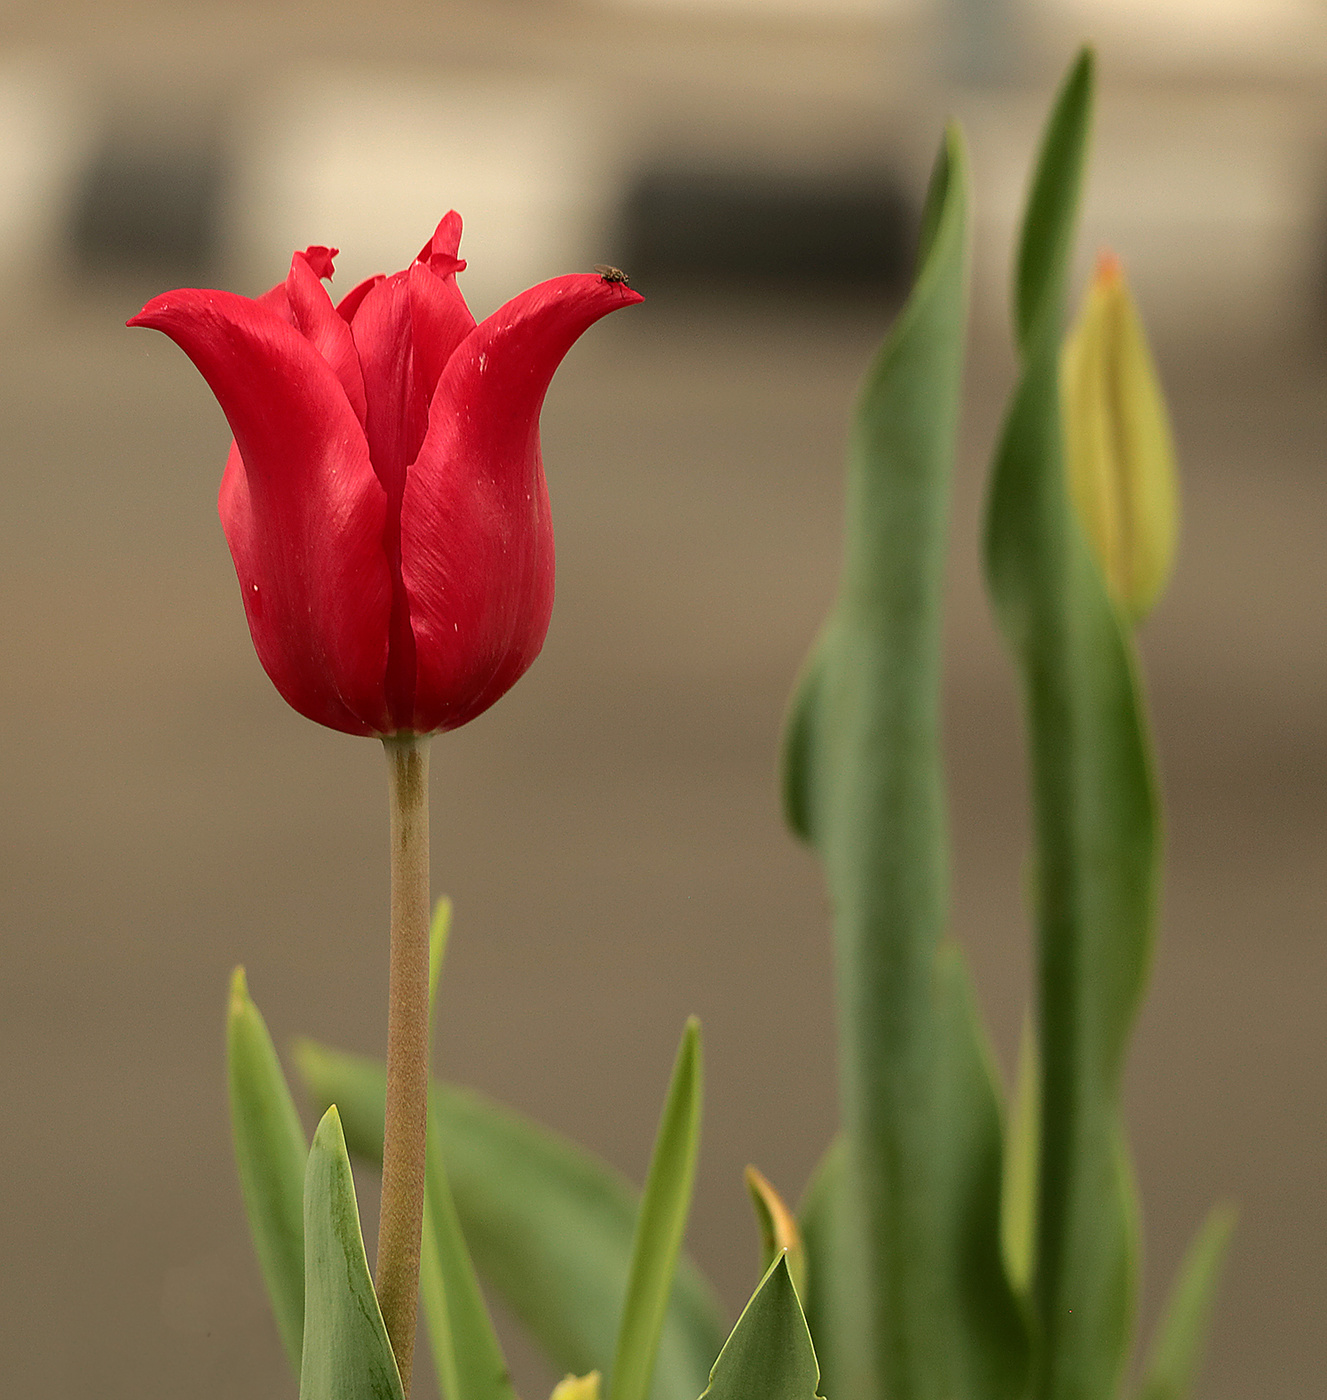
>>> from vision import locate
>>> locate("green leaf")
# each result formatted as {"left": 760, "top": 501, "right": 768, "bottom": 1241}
{"left": 932, "top": 946, "right": 1032, "bottom": 1400}
{"left": 1000, "top": 1015, "right": 1040, "bottom": 1299}
{"left": 779, "top": 122, "right": 1027, "bottom": 1400}
{"left": 1136, "top": 1205, "right": 1235, "bottom": 1400}
{"left": 1015, "top": 48, "right": 1095, "bottom": 352}
{"left": 610, "top": 1019, "right": 704, "bottom": 1400}
{"left": 797, "top": 1138, "right": 871, "bottom": 1400}
{"left": 226, "top": 967, "right": 308, "bottom": 1373}
{"left": 428, "top": 896, "right": 453, "bottom": 1041}
{"left": 294, "top": 1040, "right": 725, "bottom": 1400}
{"left": 413, "top": 894, "right": 515, "bottom": 1400}
{"left": 781, "top": 645, "right": 827, "bottom": 844}
{"left": 420, "top": 1097, "right": 518, "bottom": 1400}
{"left": 300, "top": 1107, "right": 405, "bottom": 1400}
{"left": 698, "top": 1255, "right": 823, "bottom": 1400}
{"left": 985, "top": 46, "right": 1158, "bottom": 1400}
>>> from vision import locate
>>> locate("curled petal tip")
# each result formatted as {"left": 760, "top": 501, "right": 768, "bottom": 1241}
{"left": 419, "top": 210, "right": 464, "bottom": 268}
{"left": 300, "top": 245, "right": 339, "bottom": 280}
{"left": 127, "top": 292, "right": 189, "bottom": 330}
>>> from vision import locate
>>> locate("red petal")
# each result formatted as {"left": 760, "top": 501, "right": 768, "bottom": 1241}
{"left": 336, "top": 273, "right": 382, "bottom": 324}
{"left": 347, "top": 271, "right": 423, "bottom": 725}
{"left": 257, "top": 245, "right": 336, "bottom": 321}
{"left": 302, "top": 245, "right": 339, "bottom": 280}
{"left": 408, "top": 258, "right": 475, "bottom": 413}
{"left": 343, "top": 253, "right": 476, "bottom": 727}
{"left": 416, "top": 210, "right": 466, "bottom": 276}
{"left": 130, "top": 289, "right": 392, "bottom": 735}
{"left": 400, "top": 273, "right": 642, "bottom": 732}
{"left": 284, "top": 251, "right": 368, "bottom": 425}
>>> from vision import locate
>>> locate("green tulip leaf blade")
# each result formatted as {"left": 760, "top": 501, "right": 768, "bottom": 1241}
{"left": 985, "top": 45, "right": 1157, "bottom": 1400}
{"left": 414, "top": 893, "right": 515, "bottom": 1400}
{"left": 698, "top": 1254, "right": 823, "bottom": 1400}
{"left": 419, "top": 1099, "right": 517, "bottom": 1400}
{"left": 782, "top": 647, "right": 822, "bottom": 843}
{"left": 933, "top": 944, "right": 1032, "bottom": 1399}
{"left": 428, "top": 896, "right": 453, "bottom": 1035}
{"left": 797, "top": 1136, "right": 872, "bottom": 1400}
{"left": 226, "top": 967, "right": 308, "bottom": 1374}
{"left": 610, "top": 1018, "right": 704, "bottom": 1400}
{"left": 1136, "top": 1204, "right": 1236, "bottom": 1400}
{"left": 1015, "top": 47, "right": 1096, "bottom": 352}
{"left": 779, "top": 120, "right": 1028, "bottom": 1400}
{"left": 294, "top": 1039, "right": 725, "bottom": 1400}
{"left": 299, "top": 1106, "right": 405, "bottom": 1400}
{"left": 999, "top": 1014, "right": 1040, "bottom": 1301}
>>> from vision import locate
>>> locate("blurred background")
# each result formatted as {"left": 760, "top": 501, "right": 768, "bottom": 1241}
{"left": 1, "top": 1, "right": 1324, "bottom": 1396}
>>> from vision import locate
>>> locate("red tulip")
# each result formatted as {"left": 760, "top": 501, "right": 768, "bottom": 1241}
{"left": 131, "top": 213, "right": 642, "bottom": 736}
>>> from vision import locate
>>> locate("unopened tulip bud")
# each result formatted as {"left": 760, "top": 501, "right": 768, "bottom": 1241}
{"left": 1060, "top": 252, "right": 1178, "bottom": 623}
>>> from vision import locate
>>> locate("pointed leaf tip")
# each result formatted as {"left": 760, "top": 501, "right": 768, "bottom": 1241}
{"left": 610, "top": 1019, "right": 703, "bottom": 1400}
{"left": 226, "top": 968, "right": 308, "bottom": 1375}
{"left": 1138, "top": 1203, "right": 1236, "bottom": 1400}
{"left": 229, "top": 964, "right": 249, "bottom": 1013}
{"left": 699, "top": 1255, "right": 822, "bottom": 1400}
{"left": 302, "top": 1105, "right": 406, "bottom": 1400}
{"left": 427, "top": 896, "right": 454, "bottom": 1044}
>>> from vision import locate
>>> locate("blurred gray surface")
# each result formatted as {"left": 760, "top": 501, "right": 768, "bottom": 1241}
{"left": 0, "top": 268, "right": 1323, "bottom": 1397}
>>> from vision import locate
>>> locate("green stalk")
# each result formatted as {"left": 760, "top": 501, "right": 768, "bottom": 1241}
{"left": 376, "top": 732, "right": 432, "bottom": 1397}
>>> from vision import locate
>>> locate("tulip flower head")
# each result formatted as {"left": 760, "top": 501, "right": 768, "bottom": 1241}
{"left": 131, "top": 214, "right": 642, "bottom": 736}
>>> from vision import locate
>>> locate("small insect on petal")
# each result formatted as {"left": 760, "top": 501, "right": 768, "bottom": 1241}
{"left": 594, "top": 264, "right": 629, "bottom": 283}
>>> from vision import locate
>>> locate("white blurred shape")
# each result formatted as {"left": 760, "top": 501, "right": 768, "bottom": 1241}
{"left": 1047, "top": 0, "right": 1327, "bottom": 63}
{"left": 599, "top": 0, "right": 917, "bottom": 15}
{"left": 235, "top": 67, "right": 610, "bottom": 317}
{"left": 0, "top": 54, "right": 90, "bottom": 278}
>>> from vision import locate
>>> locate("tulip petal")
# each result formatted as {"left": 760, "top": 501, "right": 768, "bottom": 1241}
{"left": 347, "top": 272, "right": 424, "bottom": 724}
{"left": 401, "top": 273, "right": 642, "bottom": 733}
{"left": 285, "top": 252, "right": 369, "bottom": 426}
{"left": 408, "top": 258, "right": 476, "bottom": 413}
{"left": 347, "top": 262, "right": 477, "bottom": 727}
{"left": 302, "top": 244, "right": 338, "bottom": 280}
{"left": 417, "top": 209, "right": 466, "bottom": 274}
{"left": 258, "top": 246, "right": 338, "bottom": 323}
{"left": 131, "top": 288, "right": 392, "bottom": 735}
{"left": 336, "top": 273, "right": 382, "bottom": 324}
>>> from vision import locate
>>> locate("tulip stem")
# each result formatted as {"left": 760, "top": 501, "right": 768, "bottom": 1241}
{"left": 376, "top": 732, "right": 431, "bottom": 1397}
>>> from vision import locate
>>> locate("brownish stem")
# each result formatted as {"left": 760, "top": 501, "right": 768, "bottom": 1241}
{"left": 375, "top": 732, "right": 431, "bottom": 1397}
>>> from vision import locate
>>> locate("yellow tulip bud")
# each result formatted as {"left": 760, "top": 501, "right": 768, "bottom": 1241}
{"left": 1060, "top": 251, "right": 1179, "bottom": 622}
{"left": 551, "top": 1373, "right": 602, "bottom": 1400}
